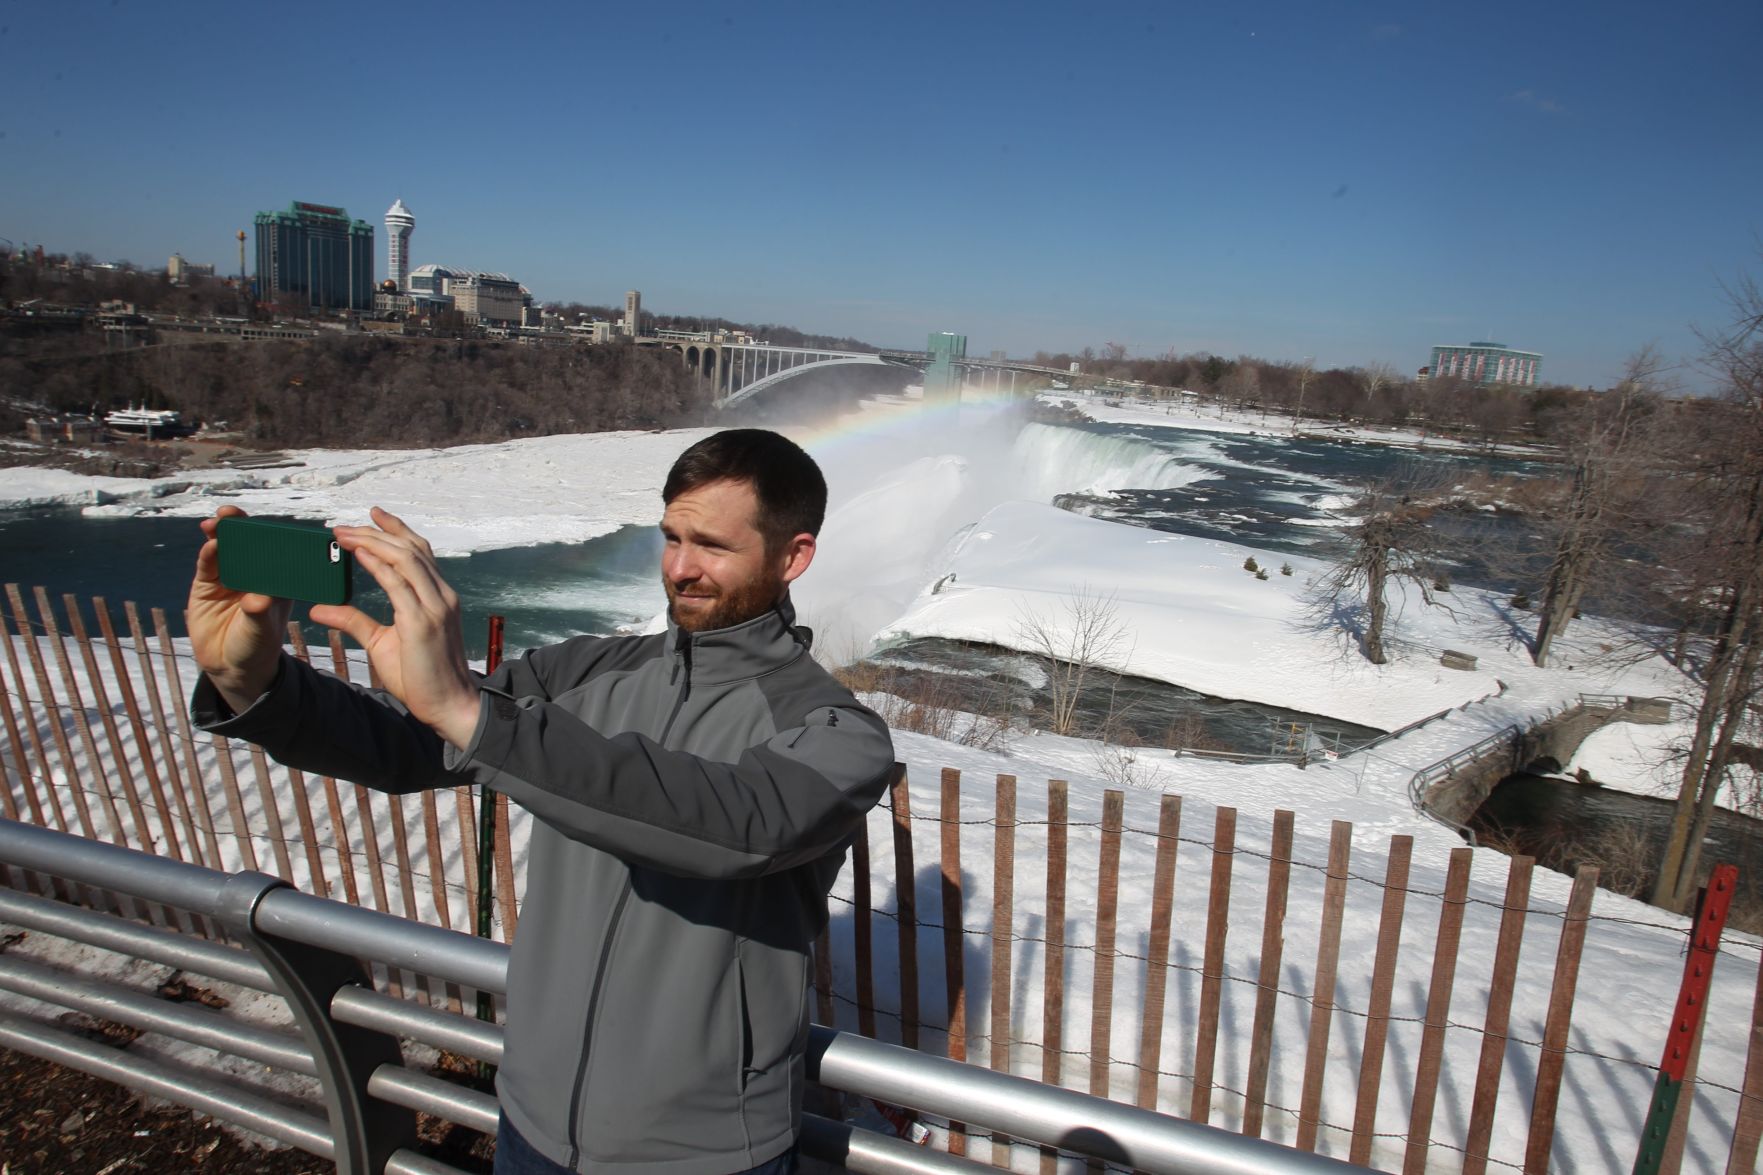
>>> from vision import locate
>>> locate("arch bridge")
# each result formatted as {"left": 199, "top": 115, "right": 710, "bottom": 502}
{"left": 653, "top": 341, "right": 901, "bottom": 409}
{"left": 651, "top": 338, "right": 1178, "bottom": 409}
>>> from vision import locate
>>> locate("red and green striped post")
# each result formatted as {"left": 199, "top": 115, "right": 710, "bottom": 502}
{"left": 1632, "top": 863, "right": 1738, "bottom": 1175}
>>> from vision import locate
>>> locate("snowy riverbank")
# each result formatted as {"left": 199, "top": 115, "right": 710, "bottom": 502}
{"left": 0, "top": 429, "right": 718, "bottom": 557}
{"left": 1049, "top": 391, "right": 1560, "bottom": 460}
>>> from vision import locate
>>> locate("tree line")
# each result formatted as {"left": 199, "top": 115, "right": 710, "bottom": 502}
{"left": 0, "top": 332, "right": 713, "bottom": 448}
{"left": 2, "top": 251, "right": 246, "bottom": 320}
{"left": 1035, "top": 345, "right": 1591, "bottom": 447}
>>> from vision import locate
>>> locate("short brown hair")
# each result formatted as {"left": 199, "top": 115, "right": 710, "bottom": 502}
{"left": 663, "top": 429, "right": 827, "bottom": 552}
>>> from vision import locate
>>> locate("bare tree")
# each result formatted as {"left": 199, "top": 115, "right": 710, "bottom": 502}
{"left": 1013, "top": 587, "right": 1132, "bottom": 736}
{"left": 1314, "top": 476, "right": 1451, "bottom": 664}
{"left": 1531, "top": 348, "right": 1664, "bottom": 667}
{"left": 1466, "top": 386, "right": 1525, "bottom": 450}
{"left": 1221, "top": 361, "right": 1260, "bottom": 415}
{"left": 1290, "top": 356, "right": 1315, "bottom": 434}
{"left": 1359, "top": 361, "right": 1399, "bottom": 404}
{"left": 1651, "top": 271, "right": 1763, "bottom": 911}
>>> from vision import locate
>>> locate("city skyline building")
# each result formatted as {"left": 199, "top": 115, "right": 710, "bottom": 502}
{"left": 385, "top": 199, "right": 414, "bottom": 291}
{"left": 405, "top": 263, "right": 528, "bottom": 325}
{"left": 624, "top": 289, "right": 641, "bottom": 336}
{"left": 166, "top": 253, "right": 214, "bottom": 284}
{"left": 406, "top": 263, "right": 462, "bottom": 299}
{"left": 448, "top": 271, "right": 524, "bottom": 326}
{"left": 253, "top": 201, "right": 374, "bottom": 312}
{"left": 1429, "top": 341, "right": 1543, "bottom": 387}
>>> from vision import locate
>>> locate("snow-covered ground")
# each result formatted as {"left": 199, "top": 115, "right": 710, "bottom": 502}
{"left": 1, "top": 395, "right": 1752, "bottom": 1172}
{"left": 1050, "top": 391, "right": 1554, "bottom": 460}
{"left": 883, "top": 499, "right": 1516, "bottom": 731}
{"left": 0, "top": 428, "right": 717, "bottom": 557}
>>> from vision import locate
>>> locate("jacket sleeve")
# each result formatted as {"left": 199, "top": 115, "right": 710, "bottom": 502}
{"left": 190, "top": 640, "right": 588, "bottom": 794}
{"left": 441, "top": 688, "right": 897, "bottom": 881}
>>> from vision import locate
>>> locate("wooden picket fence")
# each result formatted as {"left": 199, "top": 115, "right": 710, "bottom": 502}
{"left": 4, "top": 584, "right": 1763, "bottom": 1172}
{"left": 828, "top": 772, "right": 1621, "bottom": 1173}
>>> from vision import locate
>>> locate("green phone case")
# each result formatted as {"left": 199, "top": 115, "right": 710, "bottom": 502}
{"left": 216, "top": 516, "right": 353, "bottom": 605}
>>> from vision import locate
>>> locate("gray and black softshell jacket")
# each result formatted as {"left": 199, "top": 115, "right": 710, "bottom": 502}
{"left": 193, "top": 598, "right": 897, "bottom": 1175}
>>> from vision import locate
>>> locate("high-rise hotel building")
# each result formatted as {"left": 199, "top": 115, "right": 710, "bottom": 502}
{"left": 1429, "top": 341, "right": 1543, "bottom": 387}
{"left": 385, "top": 199, "right": 415, "bottom": 291}
{"left": 253, "top": 201, "right": 375, "bottom": 311}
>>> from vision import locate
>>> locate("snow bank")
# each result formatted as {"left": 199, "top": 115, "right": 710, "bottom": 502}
{"left": 875, "top": 499, "right": 1527, "bottom": 730}
{"left": 5, "top": 430, "right": 718, "bottom": 558}
{"left": 0, "top": 465, "right": 179, "bottom": 509}
{"left": 1569, "top": 722, "right": 1686, "bottom": 798}
{"left": 1052, "top": 392, "right": 1551, "bottom": 458}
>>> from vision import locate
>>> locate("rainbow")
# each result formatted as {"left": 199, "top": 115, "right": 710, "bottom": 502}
{"left": 784, "top": 383, "right": 1033, "bottom": 459}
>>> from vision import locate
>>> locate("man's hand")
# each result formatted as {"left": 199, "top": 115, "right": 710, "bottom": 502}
{"left": 312, "top": 507, "right": 482, "bottom": 750}
{"left": 189, "top": 506, "right": 295, "bottom": 716}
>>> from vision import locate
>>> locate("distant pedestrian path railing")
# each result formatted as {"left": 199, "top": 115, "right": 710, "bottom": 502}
{"left": 5, "top": 583, "right": 1763, "bottom": 1172}
{"left": 0, "top": 818, "right": 1364, "bottom": 1175}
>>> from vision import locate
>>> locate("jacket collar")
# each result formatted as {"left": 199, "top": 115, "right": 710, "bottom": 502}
{"left": 666, "top": 593, "right": 812, "bottom": 684}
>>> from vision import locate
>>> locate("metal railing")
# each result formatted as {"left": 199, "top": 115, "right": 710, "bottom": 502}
{"left": 0, "top": 818, "right": 1365, "bottom": 1174}
{"left": 1352, "top": 705, "right": 1455, "bottom": 757}
{"left": 1577, "top": 692, "right": 1677, "bottom": 719}
{"left": 1405, "top": 724, "right": 1523, "bottom": 845}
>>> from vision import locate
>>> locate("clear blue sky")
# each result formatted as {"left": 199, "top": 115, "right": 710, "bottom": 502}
{"left": 2, "top": 0, "right": 1758, "bottom": 388}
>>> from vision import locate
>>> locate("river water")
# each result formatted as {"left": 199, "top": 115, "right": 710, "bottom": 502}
{"left": 0, "top": 416, "right": 1553, "bottom": 749}
{"left": 1019, "top": 419, "right": 1554, "bottom": 587}
{"left": 0, "top": 509, "right": 663, "bottom": 659}
{"left": 1470, "top": 773, "right": 1763, "bottom": 932}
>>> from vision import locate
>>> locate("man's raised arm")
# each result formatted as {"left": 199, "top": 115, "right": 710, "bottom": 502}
{"left": 443, "top": 687, "right": 897, "bottom": 880}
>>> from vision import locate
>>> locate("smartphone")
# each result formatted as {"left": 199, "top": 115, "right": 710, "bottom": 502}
{"left": 216, "top": 516, "right": 353, "bottom": 605}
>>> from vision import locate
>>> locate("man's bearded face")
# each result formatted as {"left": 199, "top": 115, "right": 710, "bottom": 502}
{"left": 660, "top": 479, "right": 788, "bottom": 633}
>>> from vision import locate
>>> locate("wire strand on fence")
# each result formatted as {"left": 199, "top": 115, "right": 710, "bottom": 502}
{"left": 872, "top": 790, "right": 1763, "bottom": 954}
{"left": 822, "top": 886, "right": 1763, "bottom": 1110}
{"left": 9, "top": 654, "right": 1760, "bottom": 958}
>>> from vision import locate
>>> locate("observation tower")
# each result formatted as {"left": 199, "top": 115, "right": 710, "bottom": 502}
{"left": 385, "top": 199, "right": 415, "bottom": 291}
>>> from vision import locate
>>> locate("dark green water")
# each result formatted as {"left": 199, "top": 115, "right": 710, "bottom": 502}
{"left": 0, "top": 508, "right": 663, "bottom": 660}
{"left": 1470, "top": 773, "right": 1763, "bottom": 930}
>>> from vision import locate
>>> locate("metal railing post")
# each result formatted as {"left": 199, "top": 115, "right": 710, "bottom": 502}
{"left": 217, "top": 871, "right": 417, "bottom": 1175}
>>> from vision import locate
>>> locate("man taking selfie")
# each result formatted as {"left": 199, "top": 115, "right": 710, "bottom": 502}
{"left": 187, "top": 429, "right": 897, "bottom": 1175}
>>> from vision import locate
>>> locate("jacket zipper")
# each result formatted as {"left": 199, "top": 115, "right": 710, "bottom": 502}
{"left": 659, "top": 637, "right": 693, "bottom": 744}
{"left": 563, "top": 638, "right": 692, "bottom": 1166}
{"left": 565, "top": 877, "right": 634, "bottom": 1169}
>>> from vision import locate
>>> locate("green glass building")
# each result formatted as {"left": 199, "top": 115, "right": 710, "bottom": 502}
{"left": 254, "top": 201, "right": 375, "bottom": 311}
{"left": 924, "top": 331, "right": 967, "bottom": 403}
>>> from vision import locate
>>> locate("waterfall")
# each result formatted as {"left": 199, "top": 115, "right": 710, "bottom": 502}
{"left": 1009, "top": 422, "right": 1210, "bottom": 499}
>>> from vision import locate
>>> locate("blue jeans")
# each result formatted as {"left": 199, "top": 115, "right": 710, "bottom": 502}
{"left": 494, "top": 1114, "right": 799, "bottom": 1175}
